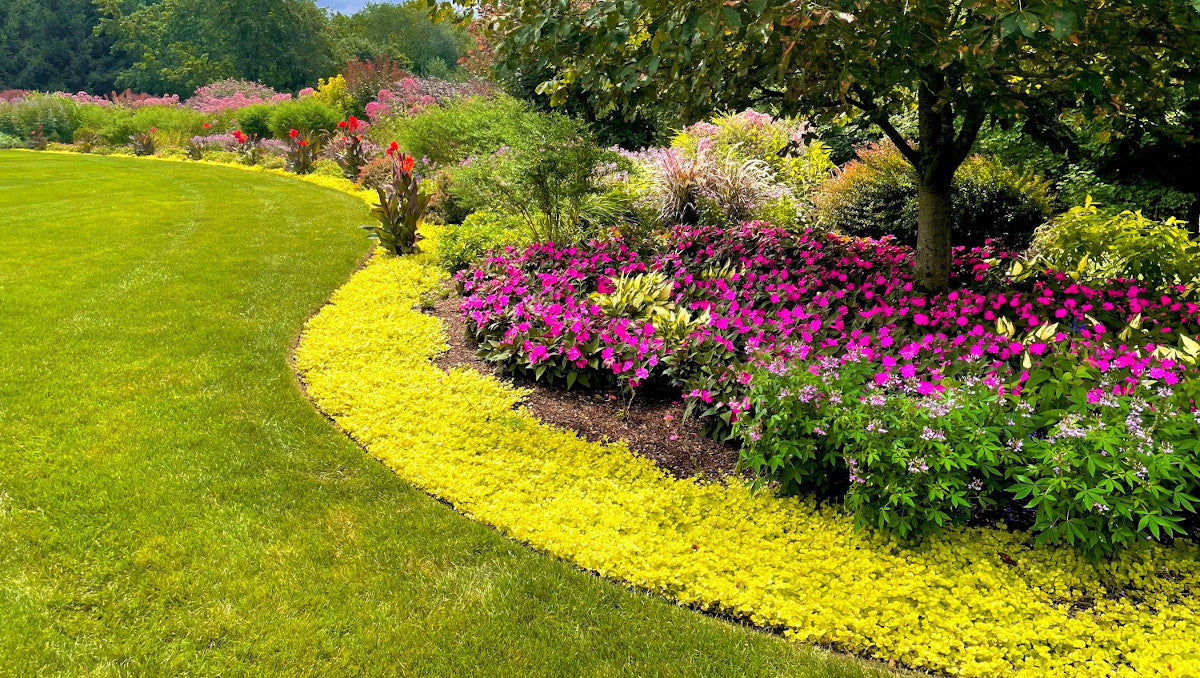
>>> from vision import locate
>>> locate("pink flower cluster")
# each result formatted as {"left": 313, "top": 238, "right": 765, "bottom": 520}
{"left": 118, "top": 93, "right": 181, "bottom": 108}
{"left": 460, "top": 223, "right": 1200, "bottom": 419}
{"left": 57, "top": 91, "right": 110, "bottom": 105}
{"left": 187, "top": 80, "right": 291, "bottom": 113}
{"left": 364, "top": 77, "right": 493, "bottom": 121}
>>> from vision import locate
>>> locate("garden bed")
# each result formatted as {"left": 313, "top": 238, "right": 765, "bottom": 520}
{"left": 425, "top": 281, "right": 741, "bottom": 480}
{"left": 295, "top": 248, "right": 1200, "bottom": 678}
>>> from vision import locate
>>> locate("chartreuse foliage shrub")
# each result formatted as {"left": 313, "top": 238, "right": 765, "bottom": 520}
{"left": 1028, "top": 198, "right": 1200, "bottom": 291}
{"left": 313, "top": 74, "right": 353, "bottom": 115}
{"left": 296, "top": 247, "right": 1200, "bottom": 678}
{"left": 814, "top": 142, "right": 1053, "bottom": 248}
{"left": 233, "top": 104, "right": 275, "bottom": 140}
{"left": 268, "top": 98, "right": 341, "bottom": 139}
{"left": 436, "top": 210, "right": 526, "bottom": 272}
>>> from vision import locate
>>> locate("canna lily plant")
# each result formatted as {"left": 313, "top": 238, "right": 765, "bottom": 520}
{"left": 333, "top": 116, "right": 372, "bottom": 181}
{"left": 284, "top": 128, "right": 315, "bottom": 175}
{"left": 361, "top": 144, "right": 431, "bottom": 255}
{"left": 29, "top": 125, "right": 47, "bottom": 151}
{"left": 231, "top": 129, "right": 263, "bottom": 165}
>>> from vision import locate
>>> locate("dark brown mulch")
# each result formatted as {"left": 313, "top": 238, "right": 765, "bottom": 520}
{"left": 422, "top": 281, "right": 741, "bottom": 481}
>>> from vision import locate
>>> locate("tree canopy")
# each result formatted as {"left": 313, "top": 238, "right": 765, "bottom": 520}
{"left": 324, "top": 2, "right": 470, "bottom": 76}
{"left": 96, "top": 0, "right": 334, "bottom": 95}
{"left": 480, "top": 0, "right": 1200, "bottom": 288}
{"left": 0, "top": 0, "right": 131, "bottom": 93}
{"left": 2, "top": 0, "right": 471, "bottom": 96}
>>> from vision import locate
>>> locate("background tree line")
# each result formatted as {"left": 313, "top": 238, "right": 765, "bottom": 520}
{"left": 0, "top": 0, "right": 470, "bottom": 95}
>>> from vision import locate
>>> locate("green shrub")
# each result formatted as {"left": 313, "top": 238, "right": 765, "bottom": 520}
{"left": 0, "top": 132, "right": 25, "bottom": 149}
{"left": 97, "top": 114, "right": 144, "bottom": 146}
{"left": 371, "top": 95, "right": 527, "bottom": 166}
{"left": 268, "top": 98, "right": 341, "bottom": 140}
{"left": 357, "top": 156, "right": 395, "bottom": 190}
{"left": 74, "top": 103, "right": 118, "bottom": 144}
{"left": 439, "top": 157, "right": 503, "bottom": 224}
{"left": 437, "top": 210, "right": 526, "bottom": 272}
{"left": 447, "top": 112, "right": 609, "bottom": 244}
{"left": 1027, "top": 198, "right": 1200, "bottom": 290}
{"left": 814, "top": 143, "right": 1053, "bottom": 249}
{"left": 93, "top": 105, "right": 207, "bottom": 147}
{"left": 233, "top": 104, "right": 275, "bottom": 140}
{"left": 0, "top": 93, "right": 80, "bottom": 143}
{"left": 736, "top": 351, "right": 1200, "bottom": 559}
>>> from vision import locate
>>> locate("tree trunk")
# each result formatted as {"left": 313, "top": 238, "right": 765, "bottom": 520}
{"left": 915, "top": 173, "right": 954, "bottom": 292}
{"left": 1187, "top": 192, "right": 1200, "bottom": 236}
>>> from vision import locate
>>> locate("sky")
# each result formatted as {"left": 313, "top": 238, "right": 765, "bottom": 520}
{"left": 315, "top": 0, "right": 371, "bottom": 14}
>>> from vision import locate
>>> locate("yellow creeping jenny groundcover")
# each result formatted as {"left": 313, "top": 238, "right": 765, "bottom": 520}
{"left": 293, "top": 247, "right": 1200, "bottom": 678}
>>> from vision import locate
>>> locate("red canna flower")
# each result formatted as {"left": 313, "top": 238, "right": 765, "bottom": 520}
{"left": 401, "top": 154, "right": 414, "bottom": 173}
{"left": 289, "top": 128, "right": 299, "bottom": 138}
{"left": 348, "top": 115, "right": 358, "bottom": 131}
{"left": 337, "top": 120, "right": 348, "bottom": 129}
{"left": 202, "top": 122, "right": 210, "bottom": 129}
{"left": 150, "top": 127, "right": 157, "bottom": 133}
{"left": 386, "top": 141, "right": 399, "bottom": 156}
{"left": 299, "top": 139, "right": 308, "bottom": 146}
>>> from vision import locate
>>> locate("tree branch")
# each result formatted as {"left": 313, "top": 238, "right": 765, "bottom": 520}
{"left": 952, "top": 102, "right": 989, "bottom": 166}
{"left": 850, "top": 84, "right": 921, "bottom": 166}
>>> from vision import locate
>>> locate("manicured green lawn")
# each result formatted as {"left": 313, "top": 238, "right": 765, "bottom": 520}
{"left": 0, "top": 152, "right": 895, "bottom": 677}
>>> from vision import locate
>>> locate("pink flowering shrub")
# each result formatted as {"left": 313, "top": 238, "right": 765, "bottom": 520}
{"left": 461, "top": 221, "right": 1200, "bottom": 556}
{"left": 57, "top": 91, "right": 110, "bottom": 106}
{"left": 364, "top": 77, "right": 493, "bottom": 121}
{"left": 187, "top": 80, "right": 292, "bottom": 113}
{"left": 105, "top": 90, "right": 181, "bottom": 108}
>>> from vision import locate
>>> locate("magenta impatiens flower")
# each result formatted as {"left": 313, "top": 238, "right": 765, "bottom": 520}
{"left": 458, "top": 221, "right": 1200, "bottom": 427}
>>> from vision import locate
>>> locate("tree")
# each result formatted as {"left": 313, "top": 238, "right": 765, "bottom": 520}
{"left": 0, "top": 0, "right": 131, "bottom": 93}
{"left": 323, "top": 2, "right": 469, "bottom": 76}
{"left": 97, "top": 0, "right": 334, "bottom": 95}
{"left": 478, "top": 0, "right": 1200, "bottom": 289}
